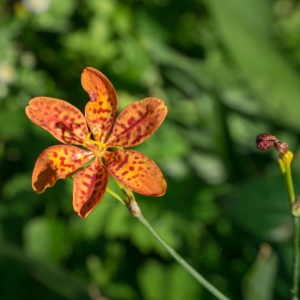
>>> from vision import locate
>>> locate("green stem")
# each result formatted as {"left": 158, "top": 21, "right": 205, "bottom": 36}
{"left": 278, "top": 156, "right": 299, "bottom": 300}
{"left": 286, "top": 165, "right": 299, "bottom": 300}
{"left": 106, "top": 188, "right": 125, "bottom": 205}
{"left": 137, "top": 214, "right": 230, "bottom": 300}
{"left": 109, "top": 184, "right": 230, "bottom": 299}
{"left": 292, "top": 217, "right": 300, "bottom": 300}
{"left": 285, "top": 164, "right": 295, "bottom": 204}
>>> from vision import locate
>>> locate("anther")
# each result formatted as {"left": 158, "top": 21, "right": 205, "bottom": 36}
{"left": 83, "top": 132, "right": 92, "bottom": 147}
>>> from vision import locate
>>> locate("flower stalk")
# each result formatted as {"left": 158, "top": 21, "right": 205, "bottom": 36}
{"left": 278, "top": 151, "right": 299, "bottom": 300}
{"left": 107, "top": 185, "right": 230, "bottom": 300}
{"left": 256, "top": 133, "right": 299, "bottom": 300}
{"left": 137, "top": 213, "right": 230, "bottom": 300}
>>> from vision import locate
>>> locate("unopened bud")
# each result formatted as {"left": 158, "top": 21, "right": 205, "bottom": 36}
{"left": 256, "top": 133, "right": 278, "bottom": 151}
{"left": 256, "top": 133, "right": 288, "bottom": 153}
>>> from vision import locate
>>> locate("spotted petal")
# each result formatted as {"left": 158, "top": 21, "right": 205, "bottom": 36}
{"left": 81, "top": 67, "right": 118, "bottom": 142}
{"left": 106, "top": 98, "right": 167, "bottom": 147}
{"left": 73, "top": 157, "right": 109, "bottom": 218}
{"left": 26, "top": 97, "right": 89, "bottom": 145}
{"left": 32, "top": 145, "right": 93, "bottom": 194}
{"left": 105, "top": 149, "right": 166, "bottom": 196}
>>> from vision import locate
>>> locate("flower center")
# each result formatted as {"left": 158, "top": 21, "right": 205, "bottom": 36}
{"left": 83, "top": 131, "right": 107, "bottom": 156}
{"left": 82, "top": 125, "right": 110, "bottom": 158}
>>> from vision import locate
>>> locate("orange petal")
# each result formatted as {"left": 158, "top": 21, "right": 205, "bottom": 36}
{"left": 73, "top": 158, "right": 109, "bottom": 218}
{"left": 105, "top": 149, "right": 167, "bottom": 196}
{"left": 32, "top": 145, "right": 94, "bottom": 193}
{"left": 81, "top": 67, "right": 118, "bottom": 142}
{"left": 106, "top": 97, "right": 167, "bottom": 147}
{"left": 26, "top": 97, "right": 89, "bottom": 145}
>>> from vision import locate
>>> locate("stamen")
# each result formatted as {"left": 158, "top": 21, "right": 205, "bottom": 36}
{"left": 82, "top": 132, "right": 107, "bottom": 149}
{"left": 83, "top": 132, "right": 92, "bottom": 147}
{"left": 89, "top": 140, "right": 107, "bottom": 148}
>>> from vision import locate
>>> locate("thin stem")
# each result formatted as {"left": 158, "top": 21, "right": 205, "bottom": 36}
{"left": 283, "top": 161, "right": 299, "bottom": 300}
{"left": 278, "top": 153, "right": 299, "bottom": 300}
{"left": 285, "top": 164, "right": 295, "bottom": 204}
{"left": 109, "top": 184, "right": 230, "bottom": 299}
{"left": 292, "top": 217, "right": 300, "bottom": 300}
{"left": 137, "top": 214, "right": 230, "bottom": 300}
{"left": 106, "top": 188, "right": 125, "bottom": 205}
{"left": 113, "top": 183, "right": 141, "bottom": 217}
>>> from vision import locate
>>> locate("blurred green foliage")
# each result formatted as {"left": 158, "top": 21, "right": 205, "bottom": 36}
{"left": 1, "top": 0, "right": 300, "bottom": 299}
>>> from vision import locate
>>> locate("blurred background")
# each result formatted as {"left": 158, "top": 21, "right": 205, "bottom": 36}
{"left": 1, "top": 0, "right": 300, "bottom": 299}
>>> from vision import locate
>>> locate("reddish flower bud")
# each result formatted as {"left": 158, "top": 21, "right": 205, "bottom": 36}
{"left": 256, "top": 133, "right": 288, "bottom": 153}
{"left": 256, "top": 133, "right": 278, "bottom": 151}
{"left": 274, "top": 142, "right": 289, "bottom": 153}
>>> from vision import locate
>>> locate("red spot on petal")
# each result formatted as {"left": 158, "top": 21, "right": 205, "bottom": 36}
{"left": 90, "top": 92, "right": 98, "bottom": 102}
{"left": 127, "top": 116, "right": 136, "bottom": 125}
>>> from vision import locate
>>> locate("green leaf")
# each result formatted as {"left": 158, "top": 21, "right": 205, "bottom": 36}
{"left": 222, "top": 175, "right": 293, "bottom": 242}
{"left": 138, "top": 260, "right": 201, "bottom": 300}
{"left": 23, "top": 217, "right": 70, "bottom": 263}
{"left": 0, "top": 239, "right": 92, "bottom": 300}
{"left": 138, "top": 259, "right": 167, "bottom": 300}
{"left": 32, "top": 0, "right": 76, "bottom": 32}
{"left": 243, "top": 244, "right": 278, "bottom": 300}
{"left": 207, "top": 0, "right": 300, "bottom": 130}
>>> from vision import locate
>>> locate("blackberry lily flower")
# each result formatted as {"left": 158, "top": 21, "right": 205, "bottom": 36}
{"left": 26, "top": 67, "right": 167, "bottom": 218}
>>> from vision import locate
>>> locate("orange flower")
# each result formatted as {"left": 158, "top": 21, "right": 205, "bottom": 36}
{"left": 26, "top": 67, "right": 167, "bottom": 218}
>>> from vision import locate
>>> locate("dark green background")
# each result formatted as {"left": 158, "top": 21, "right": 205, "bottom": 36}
{"left": 1, "top": 0, "right": 300, "bottom": 299}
